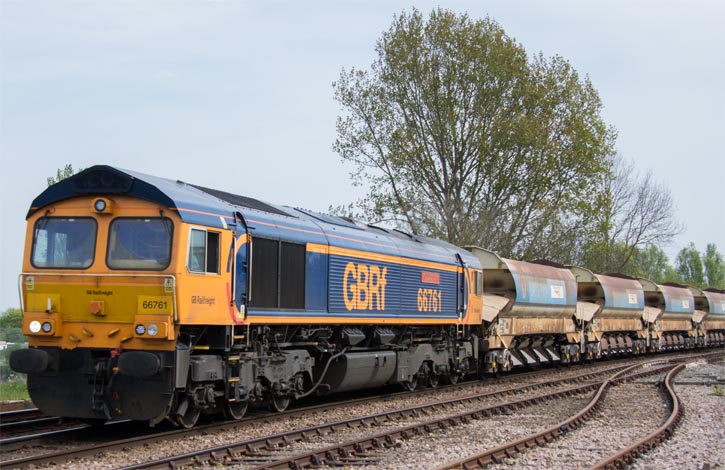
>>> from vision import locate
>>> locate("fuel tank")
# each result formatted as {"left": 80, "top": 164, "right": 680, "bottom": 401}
{"left": 320, "top": 351, "right": 397, "bottom": 394}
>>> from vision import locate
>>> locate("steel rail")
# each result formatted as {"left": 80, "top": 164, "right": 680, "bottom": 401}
{"left": 589, "top": 363, "right": 686, "bottom": 470}
{"left": 117, "top": 363, "right": 671, "bottom": 470}
{"left": 0, "top": 416, "right": 67, "bottom": 436}
{"left": 435, "top": 362, "right": 677, "bottom": 470}
{"left": 1, "top": 425, "right": 91, "bottom": 450}
{"left": 0, "top": 376, "right": 488, "bottom": 468}
{"left": 0, "top": 408, "right": 43, "bottom": 424}
{"left": 437, "top": 353, "right": 723, "bottom": 470}
{"left": 244, "top": 364, "right": 676, "bottom": 470}
{"left": 1, "top": 359, "right": 638, "bottom": 469}
{"left": 121, "top": 384, "right": 607, "bottom": 469}
{"left": 2, "top": 352, "right": 715, "bottom": 468}
{"left": 0, "top": 371, "right": 496, "bottom": 460}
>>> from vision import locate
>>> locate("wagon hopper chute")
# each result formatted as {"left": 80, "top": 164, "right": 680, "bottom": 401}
{"left": 466, "top": 247, "right": 578, "bottom": 373}
{"left": 639, "top": 280, "right": 696, "bottom": 350}
{"left": 700, "top": 288, "right": 725, "bottom": 346}
{"left": 567, "top": 267, "right": 648, "bottom": 358}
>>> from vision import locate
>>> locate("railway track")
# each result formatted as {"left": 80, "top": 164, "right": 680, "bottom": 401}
{"left": 0, "top": 408, "right": 45, "bottom": 426}
{"left": 1, "top": 351, "right": 718, "bottom": 469}
{"left": 121, "top": 361, "right": 686, "bottom": 469}
{"left": 436, "top": 365, "right": 677, "bottom": 469}
{"left": 122, "top": 352, "right": 723, "bottom": 470}
{"left": 1, "top": 360, "right": 637, "bottom": 468}
{"left": 590, "top": 364, "right": 684, "bottom": 470}
{"left": 128, "top": 361, "right": 671, "bottom": 470}
{"left": 0, "top": 409, "right": 81, "bottom": 444}
{"left": 0, "top": 365, "right": 521, "bottom": 455}
{"left": 0, "top": 352, "right": 635, "bottom": 450}
{"left": 438, "top": 354, "right": 720, "bottom": 469}
{"left": 0, "top": 350, "right": 699, "bottom": 444}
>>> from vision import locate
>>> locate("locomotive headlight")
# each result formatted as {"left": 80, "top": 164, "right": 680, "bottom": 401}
{"left": 135, "top": 324, "right": 146, "bottom": 335}
{"left": 29, "top": 321, "right": 41, "bottom": 333}
{"left": 41, "top": 322, "right": 52, "bottom": 333}
{"left": 146, "top": 324, "right": 159, "bottom": 336}
{"left": 92, "top": 197, "right": 113, "bottom": 214}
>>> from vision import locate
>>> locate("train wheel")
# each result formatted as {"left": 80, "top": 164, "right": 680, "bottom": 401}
{"left": 447, "top": 371, "right": 460, "bottom": 385}
{"left": 270, "top": 395, "right": 290, "bottom": 413}
{"left": 176, "top": 406, "right": 201, "bottom": 429}
{"left": 225, "top": 400, "right": 248, "bottom": 420}
{"left": 427, "top": 372, "right": 439, "bottom": 388}
{"left": 174, "top": 396, "right": 201, "bottom": 428}
{"left": 403, "top": 375, "right": 418, "bottom": 391}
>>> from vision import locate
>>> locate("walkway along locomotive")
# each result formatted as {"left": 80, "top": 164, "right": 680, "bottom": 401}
{"left": 10, "top": 166, "right": 725, "bottom": 427}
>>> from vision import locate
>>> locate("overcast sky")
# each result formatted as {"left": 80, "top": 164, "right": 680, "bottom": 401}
{"left": 1, "top": 0, "right": 723, "bottom": 311}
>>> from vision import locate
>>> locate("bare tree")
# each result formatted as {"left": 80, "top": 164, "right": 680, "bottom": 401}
{"left": 583, "top": 154, "right": 683, "bottom": 273}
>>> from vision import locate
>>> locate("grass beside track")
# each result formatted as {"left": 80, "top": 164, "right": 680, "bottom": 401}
{"left": 0, "top": 380, "right": 29, "bottom": 401}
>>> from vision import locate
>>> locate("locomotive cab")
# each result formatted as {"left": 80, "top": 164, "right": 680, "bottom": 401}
{"left": 11, "top": 166, "right": 243, "bottom": 426}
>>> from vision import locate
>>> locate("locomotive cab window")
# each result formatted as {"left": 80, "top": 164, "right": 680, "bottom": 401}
{"left": 31, "top": 217, "right": 97, "bottom": 269}
{"left": 107, "top": 218, "right": 173, "bottom": 270}
{"left": 474, "top": 271, "right": 483, "bottom": 296}
{"left": 188, "top": 228, "right": 220, "bottom": 274}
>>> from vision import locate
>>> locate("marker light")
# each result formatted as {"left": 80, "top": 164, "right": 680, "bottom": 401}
{"left": 94, "top": 199, "right": 107, "bottom": 212}
{"left": 135, "top": 324, "right": 146, "bottom": 335}
{"left": 41, "top": 322, "right": 52, "bottom": 333}
{"left": 147, "top": 324, "right": 159, "bottom": 336}
{"left": 29, "top": 321, "right": 41, "bottom": 333}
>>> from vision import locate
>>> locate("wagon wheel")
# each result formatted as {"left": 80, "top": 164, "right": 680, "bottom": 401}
{"left": 270, "top": 395, "right": 290, "bottom": 413}
{"left": 224, "top": 400, "right": 248, "bottom": 420}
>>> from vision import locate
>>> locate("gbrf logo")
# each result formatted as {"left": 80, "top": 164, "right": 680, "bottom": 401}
{"left": 343, "top": 262, "right": 387, "bottom": 311}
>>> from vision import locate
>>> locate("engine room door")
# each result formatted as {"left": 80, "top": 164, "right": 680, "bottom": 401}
{"left": 233, "top": 211, "right": 249, "bottom": 320}
{"left": 456, "top": 254, "right": 468, "bottom": 319}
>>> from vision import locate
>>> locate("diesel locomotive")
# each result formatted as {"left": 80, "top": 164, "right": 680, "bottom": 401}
{"left": 10, "top": 165, "right": 725, "bottom": 427}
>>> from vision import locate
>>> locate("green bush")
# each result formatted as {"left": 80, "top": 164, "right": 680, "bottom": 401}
{"left": 0, "top": 308, "right": 25, "bottom": 344}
